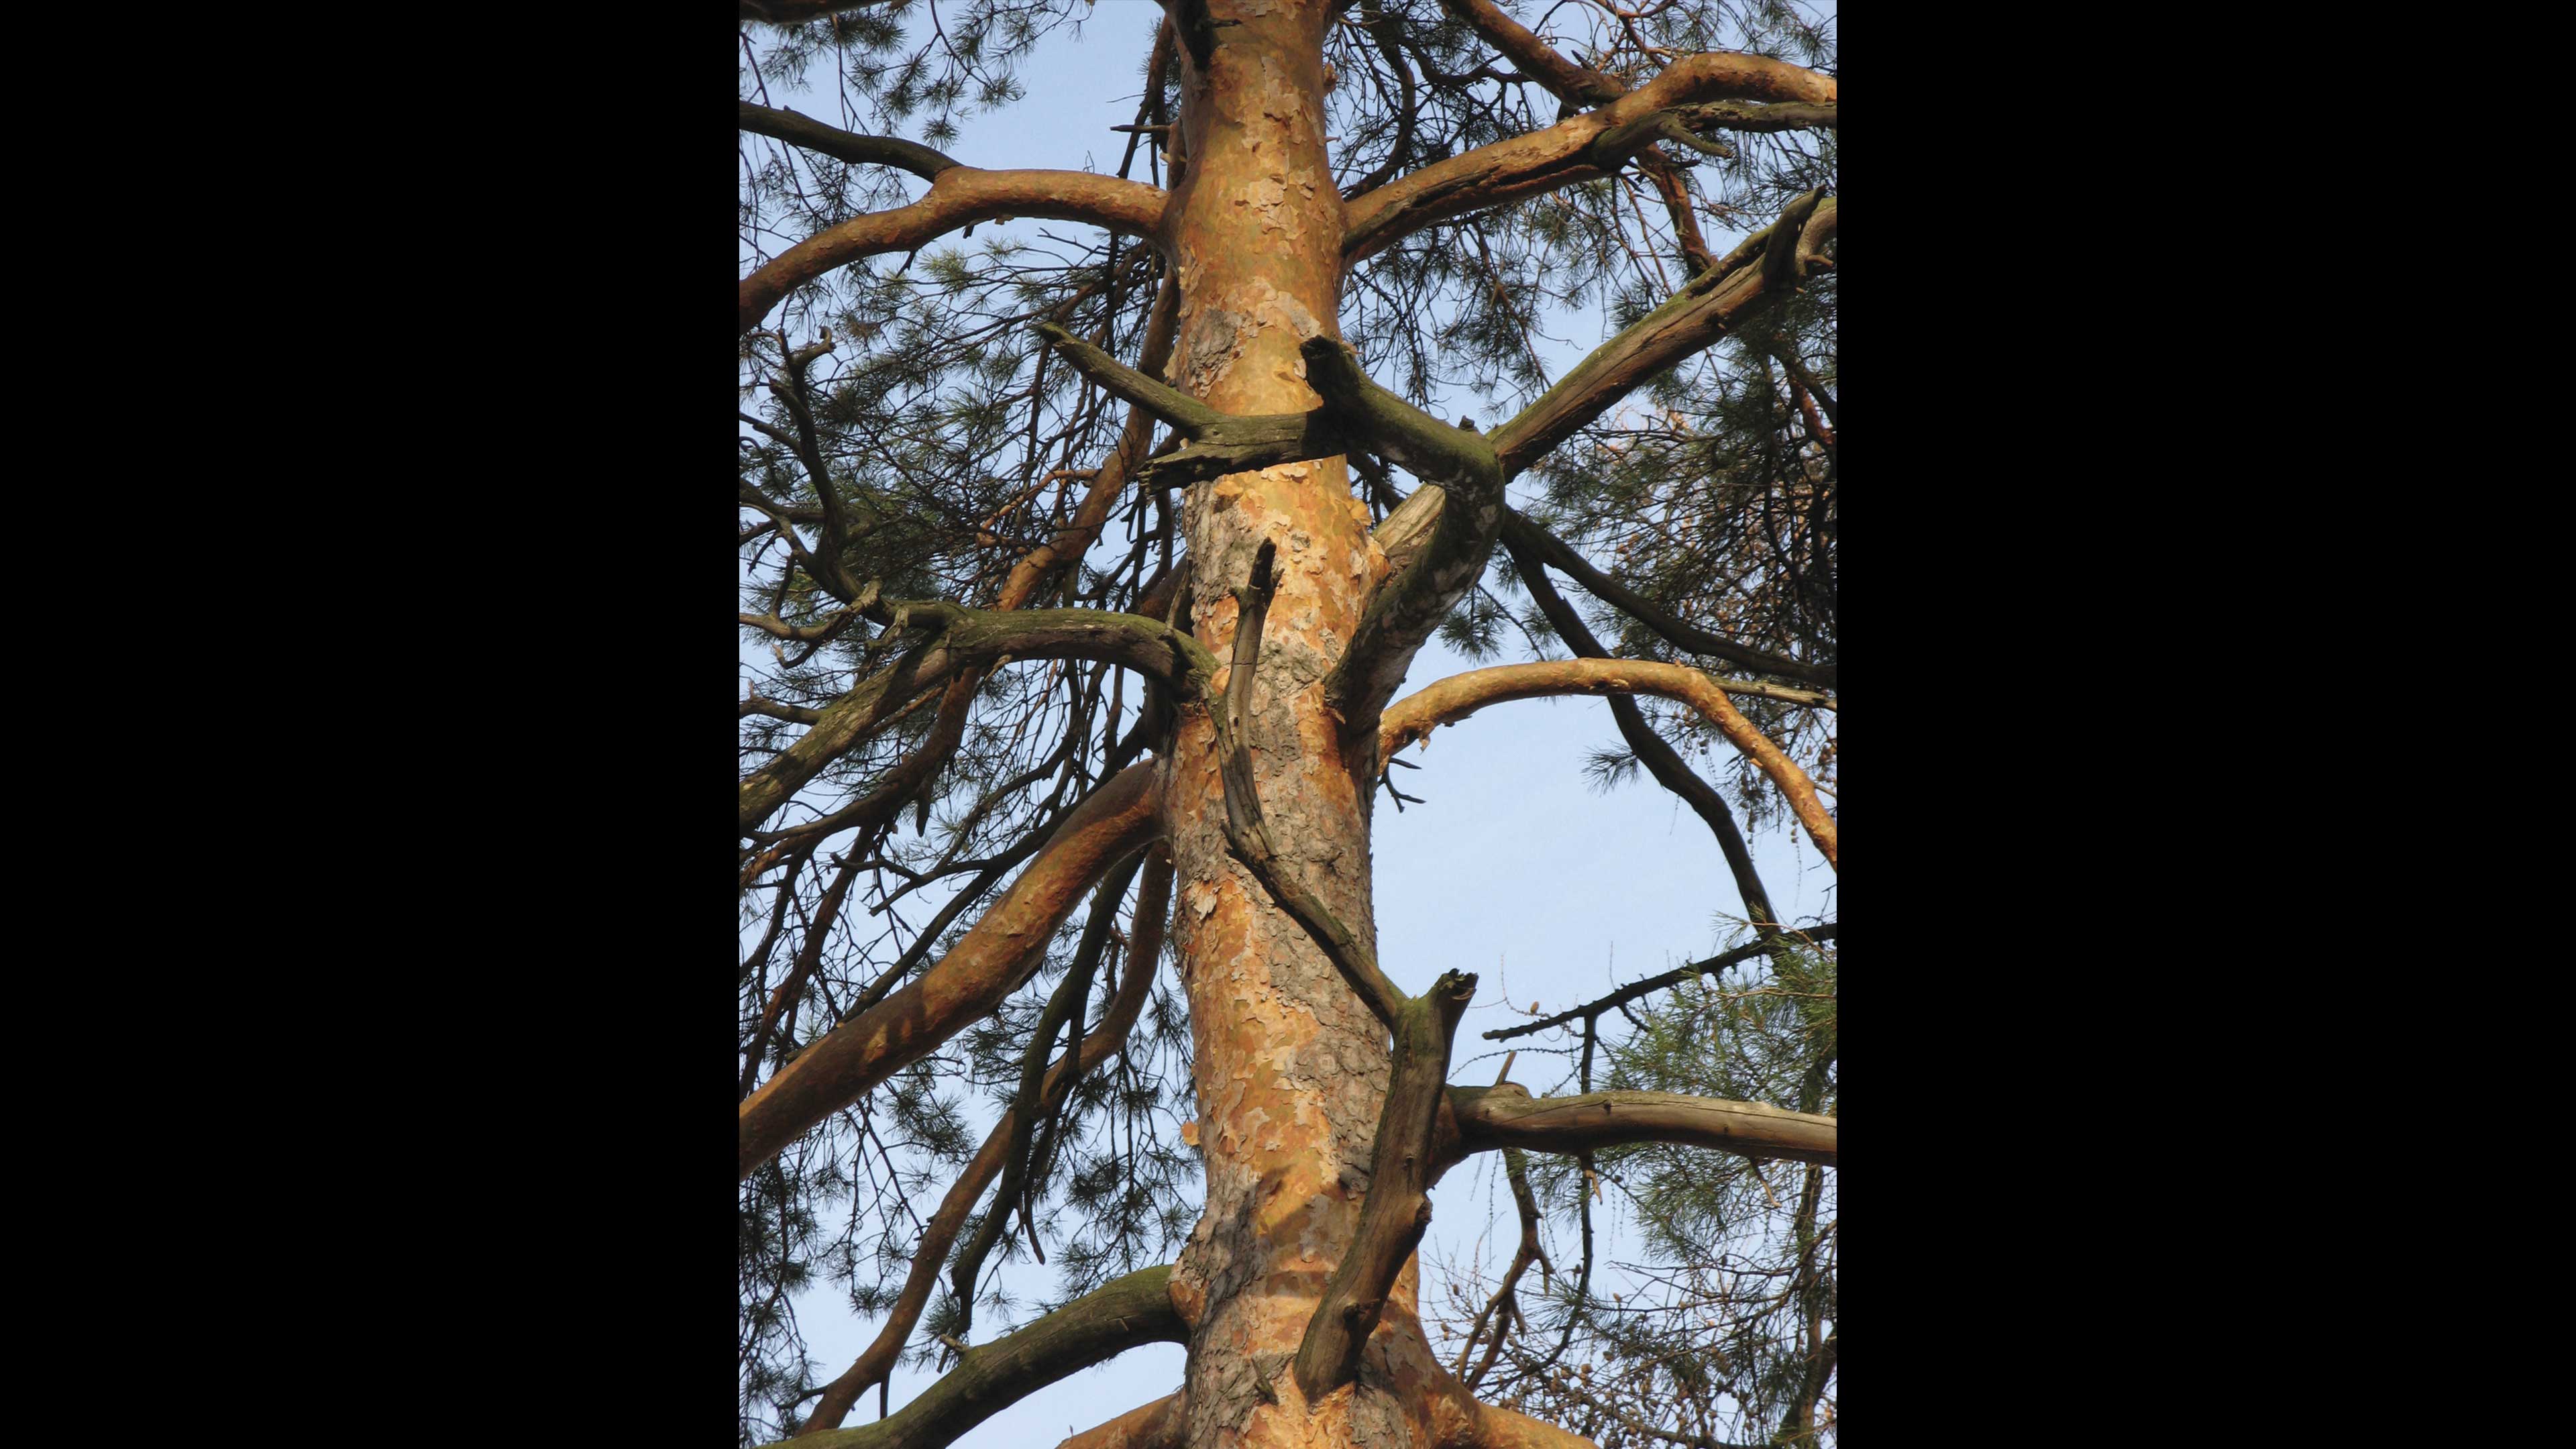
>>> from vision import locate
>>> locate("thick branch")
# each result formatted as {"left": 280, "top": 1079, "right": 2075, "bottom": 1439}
{"left": 1293, "top": 968, "right": 1480, "bottom": 1402}
{"left": 1436, "top": 0, "right": 1623, "bottom": 106}
{"left": 1035, "top": 321, "right": 1346, "bottom": 488}
{"left": 741, "top": 169, "right": 1167, "bottom": 335}
{"left": 796, "top": 851, "right": 1175, "bottom": 1434}
{"left": 738, "top": 765, "right": 1159, "bottom": 1179}
{"left": 739, "top": 101, "right": 961, "bottom": 180}
{"left": 1328, "top": 191, "right": 1837, "bottom": 736}
{"left": 1382, "top": 658, "right": 1836, "bottom": 869}
{"left": 1472, "top": 1404, "right": 1605, "bottom": 1449}
{"left": 1381, "top": 659, "right": 1831, "bottom": 760}
{"left": 1344, "top": 52, "right": 1837, "bottom": 262}
{"left": 1442, "top": 1084, "right": 1837, "bottom": 1170}
{"left": 1489, "top": 189, "right": 1831, "bottom": 477}
{"left": 1054, "top": 1392, "right": 1187, "bottom": 1449}
{"left": 790, "top": 1266, "right": 1185, "bottom": 1449}
{"left": 1483, "top": 926, "right": 1837, "bottom": 1042}
{"left": 1305, "top": 336, "right": 1507, "bottom": 735}
{"left": 1301, "top": 336, "right": 1499, "bottom": 490}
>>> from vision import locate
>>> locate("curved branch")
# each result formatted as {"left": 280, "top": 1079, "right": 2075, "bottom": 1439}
{"left": 1343, "top": 52, "right": 1837, "bottom": 262}
{"left": 739, "top": 765, "right": 1161, "bottom": 1179}
{"left": 1508, "top": 546, "right": 1784, "bottom": 926}
{"left": 790, "top": 1266, "right": 1186, "bottom": 1449}
{"left": 1442, "top": 1084, "right": 1837, "bottom": 1170}
{"left": 741, "top": 169, "right": 1168, "bottom": 335}
{"left": 1381, "top": 658, "right": 1831, "bottom": 760}
{"left": 1378, "top": 658, "right": 1836, "bottom": 869}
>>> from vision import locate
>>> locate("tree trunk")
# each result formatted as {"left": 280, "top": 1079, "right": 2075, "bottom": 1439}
{"left": 1155, "top": 5, "right": 1472, "bottom": 1446}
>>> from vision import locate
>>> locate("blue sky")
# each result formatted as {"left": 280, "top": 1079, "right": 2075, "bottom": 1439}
{"left": 741, "top": 7, "right": 1833, "bottom": 1439}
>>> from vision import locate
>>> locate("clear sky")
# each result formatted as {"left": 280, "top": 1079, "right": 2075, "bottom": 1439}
{"left": 741, "top": 7, "right": 1833, "bottom": 1440}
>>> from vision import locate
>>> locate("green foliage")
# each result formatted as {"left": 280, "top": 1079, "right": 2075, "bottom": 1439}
{"left": 739, "top": 3, "right": 1836, "bottom": 1442}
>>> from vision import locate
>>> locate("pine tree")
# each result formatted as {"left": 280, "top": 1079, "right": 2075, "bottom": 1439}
{"left": 739, "top": 3, "right": 1837, "bottom": 1445}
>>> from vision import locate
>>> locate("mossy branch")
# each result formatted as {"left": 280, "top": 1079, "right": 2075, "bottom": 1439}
{"left": 1436, "top": 1085, "right": 1839, "bottom": 1171}
{"left": 1292, "top": 968, "right": 1479, "bottom": 1401}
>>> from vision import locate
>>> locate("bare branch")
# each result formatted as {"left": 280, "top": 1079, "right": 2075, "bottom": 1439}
{"left": 1435, "top": 0, "right": 1624, "bottom": 107}
{"left": 742, "top": 170, "right": 1168, "bottom": 336}
{"left": 1499, "top": 512, "right": 1833, "bottom": 688}
{"left": 788, "top": 1266, "right": 1185, "bottom": 1449}
{"left": 1509, "top": 547, "right": 1785, "bottom": 928}
{"left": 739, "top": 602, "right": 1212, "bottom": 835}
{"left": 1343, "top": 52, "right": 1837, "bottom": 262}
{"left": 1483, "top": 926, "right": 1837, "bottom": 1042}
{"left": 1442, "top": 1083, "right": 1838, "bottom": 1170}
{"left": 1379, "top": 657, "right": 1837, "bottom": 869}
{"left": 1381, "top": 659, "right": 1831, "bottom": 761}
{"left": 739, "top": 101, "right": 961, "bottom": 181}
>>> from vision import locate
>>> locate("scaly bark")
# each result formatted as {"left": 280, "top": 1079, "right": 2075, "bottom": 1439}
{"left": 1148, "top": 7, "right": 1473, "bottom": 1448}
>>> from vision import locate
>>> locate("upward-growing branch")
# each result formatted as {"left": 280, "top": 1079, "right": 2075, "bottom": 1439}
{"left": 1342, "top": 52, "right": 1836, "bottom": 262}
{"left": 737, "top": 764, "right": 1161, "bottom": 1179}
{"left": 790, "top": 1265, "right": 1186, "bottom": 1449}
{"left": 1291, "top": 965, "right": 1477, "bottom": 1402}
{"left": 741, "top": 170, "right": 1168, "bottom": 336}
